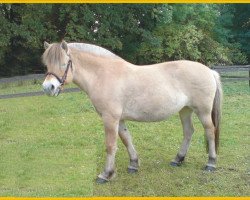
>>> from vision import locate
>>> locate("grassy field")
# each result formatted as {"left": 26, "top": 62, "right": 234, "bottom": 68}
{"left": 0, "top": 80, "right": 249, "bottom": 197}
{"left": 0, "top": 79, "right": 76, "bottom": 95}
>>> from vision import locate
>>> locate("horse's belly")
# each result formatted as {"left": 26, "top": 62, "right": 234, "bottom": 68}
{"left": 121, "top": 94, "right": 188, "bottom": 122}
{"left": 122, "top": 108, "right": 172, "bottom": 122}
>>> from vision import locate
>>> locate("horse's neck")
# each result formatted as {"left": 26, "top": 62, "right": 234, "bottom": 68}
{"left": 70, "top": 50, "right": 109, "bottom": 95}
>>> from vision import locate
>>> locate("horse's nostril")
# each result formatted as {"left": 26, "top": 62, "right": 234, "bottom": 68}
{"left": 51, "top": 84, "right": 55, "bottom": 90}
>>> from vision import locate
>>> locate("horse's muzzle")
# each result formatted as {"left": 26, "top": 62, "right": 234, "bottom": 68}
{"left": 42, "top": 78, "right": 62, "bottom": 97}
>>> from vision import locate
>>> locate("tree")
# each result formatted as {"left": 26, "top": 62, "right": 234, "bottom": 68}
{"left": 0, "top": 4, "right": 57, "bottom": 77}
{"left": 0, "top": 4, "right": 248, "bottom": 77}
{"left": 137, "top": 4, "right": 247, "bottom": 66}
{"left": 231, "top": 4, "right": 250, "bottom": 63}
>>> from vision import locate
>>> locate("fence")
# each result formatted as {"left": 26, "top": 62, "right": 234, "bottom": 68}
{"left": 212, "top": 65, "right": 250, "bottom": 87}
{"left": 0, "top": 65, "right": 249, "bottom": 86}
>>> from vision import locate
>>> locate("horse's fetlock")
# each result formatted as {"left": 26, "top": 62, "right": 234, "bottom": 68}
{"left": 208, "top": 156, "right": 216, "bottom": 165}
{"left": 107, "top": 170, "right": 115, "bottom": 178}
{"left": 176, "top": 154, "right": 185, "bottom": 162}
{"left": 99, "top": 169, "right": 115, "bottom": 181}
{"left": 130, "top": 158, "right": 139, "bottom": 168}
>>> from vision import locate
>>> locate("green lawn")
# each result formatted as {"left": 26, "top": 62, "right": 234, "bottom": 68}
{"left": 0, "top": 80, "right": 249, "bottom": 197}
{"left": 0, "top": 80, "right": 43, "bottom": 95}
{"left": 0, "top": 80, "right": 76, "bottom": 95}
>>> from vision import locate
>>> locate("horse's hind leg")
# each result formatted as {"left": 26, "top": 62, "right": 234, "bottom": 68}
{"left": 119, "top": 121, "right": 139, "bottom": 173}
{"left": 171, "top": 107, "right": 194, "bottom": 166}
{"left": 197, "top": 112, "right": 217, "bottom": 171}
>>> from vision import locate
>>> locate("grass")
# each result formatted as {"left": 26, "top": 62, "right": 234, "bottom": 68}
{"left": 0, "top": 80, "right": 43, "bottom": 95}
{"left": 0, "top": 80, "right": 249, "bottom": 197}
{"left": 0, "top": 79, "right": 76, "bottom": 95}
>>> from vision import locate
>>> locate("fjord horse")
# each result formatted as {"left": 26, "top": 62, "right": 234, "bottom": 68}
{"left": 42, "top": 41, "right": 222, "bottom": 183}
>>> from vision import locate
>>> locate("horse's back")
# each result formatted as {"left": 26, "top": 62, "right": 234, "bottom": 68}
{"left": 129, "top": 60, "right": 216, "bottom": 97}
{"left": 121, "top": 60, "right": 217, "bottom": 121}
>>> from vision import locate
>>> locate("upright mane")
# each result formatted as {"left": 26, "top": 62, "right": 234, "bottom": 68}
{"left": 42, "top": 42, "right": 122, "bottom": 67}
{"left": 68, "top": 43, "right": 121, "bottom": 59}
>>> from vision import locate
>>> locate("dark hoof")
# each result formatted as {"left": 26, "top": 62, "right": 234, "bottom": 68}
{"left": 204, "top": 165, "right": 216, "bottom": 172}
{"left": 170, "top": 161, "right": 181, "bottom": 167}
{"left": 96, "top": 177, "right": 108, "bottom": 184}
{"left": 128, "top": 168, "right": 138, "bottom": 174}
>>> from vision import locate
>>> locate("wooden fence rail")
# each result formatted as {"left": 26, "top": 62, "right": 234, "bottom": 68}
{"left": 211, "top": 65, "right": 250, "bottom": 86}
{"left": 0, "top": 65, "right": 249, "bottom": 86}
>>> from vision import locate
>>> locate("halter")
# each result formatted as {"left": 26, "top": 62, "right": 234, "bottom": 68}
{"left": 45, "top": 59, "right": 72, "bottom": 86}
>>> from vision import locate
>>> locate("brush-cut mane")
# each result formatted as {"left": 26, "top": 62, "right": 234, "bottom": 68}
{"left": 69, "top": 43, "right": 120, "bottom": 59}
{"left": 42, "top": 42, "right": 121, "bottom": 66}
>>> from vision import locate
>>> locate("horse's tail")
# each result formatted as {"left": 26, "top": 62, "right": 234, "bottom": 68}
{"left": 211, "top": 70, "right": 222, "bottom": 153}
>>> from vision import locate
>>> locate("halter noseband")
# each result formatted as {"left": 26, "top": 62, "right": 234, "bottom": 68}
{"left": 45, "top": 59, "right": 72, "bottom": 86}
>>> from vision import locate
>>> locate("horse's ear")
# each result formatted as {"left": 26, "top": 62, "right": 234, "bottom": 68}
{"left": 44, "top": 41, "right": 50, "bottom": 49}
{"left": 61, "top": 40, "right": 69, "bottom": 53}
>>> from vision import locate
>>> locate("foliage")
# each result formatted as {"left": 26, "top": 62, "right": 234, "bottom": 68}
{"left": 137, "top": 4, "right": 248, "bottom": 66}
{"left": 231, "top": 4, "right": 250, "bottom": 63}
{"left": 0, "top": 4, "right": 56, "bottom": 77}
{"left": 0, "top": 4, "right": 249, "bottom": 77}
{"left": 138, "top": 24, "right": 204, "bottom": 64}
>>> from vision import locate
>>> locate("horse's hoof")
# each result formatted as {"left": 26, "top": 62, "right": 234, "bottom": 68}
{"left": 204, "top": 165, "right": 216, "bottom": 172}
{"left": 128, "top": 168, "right": 138, "bottom": 174}
{"left": 170, "top": 161, "right": 181, "bottom": 167}
{"left": 96, "top": 177, "right": 108, "bottom": 184}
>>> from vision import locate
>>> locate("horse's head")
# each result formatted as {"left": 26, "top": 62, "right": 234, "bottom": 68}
{"left": 42, "top": 41, "right": 73, "bottom": 96}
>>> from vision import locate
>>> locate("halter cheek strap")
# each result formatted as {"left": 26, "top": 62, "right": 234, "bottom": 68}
{"left": 45, "top": 59, "right": 72, "bottom": 86}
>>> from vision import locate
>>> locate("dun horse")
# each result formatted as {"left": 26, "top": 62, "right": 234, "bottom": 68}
{"left": 42, "top": 41, "right": 222, "bottom": 183}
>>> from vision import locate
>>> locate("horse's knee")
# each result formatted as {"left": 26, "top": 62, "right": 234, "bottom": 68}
{"left": 106, "top": 144, "right": 117, "bottom": 154}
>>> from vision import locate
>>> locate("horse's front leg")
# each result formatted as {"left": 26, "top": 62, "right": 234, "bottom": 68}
{"left": 97, "top": 115, "right": 119, "bottom": 183}
{"left": 118, "top": 121, "right": 139, "bottom": 173}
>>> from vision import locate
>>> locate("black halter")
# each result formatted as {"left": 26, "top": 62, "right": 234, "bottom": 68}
{"left": 45, "top": 59, "right": 72, "bottom": 86}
